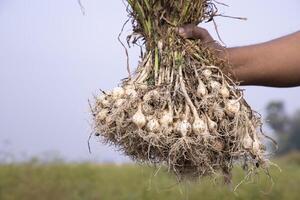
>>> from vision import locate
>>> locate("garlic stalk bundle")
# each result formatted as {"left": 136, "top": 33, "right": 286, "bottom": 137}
{"left": 92, "top": 0, "right": 272, "bottom": 183}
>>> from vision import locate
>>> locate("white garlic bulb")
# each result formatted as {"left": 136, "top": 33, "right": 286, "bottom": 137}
{"left": 160, "top": 110, "right": 173, "bottom": 127}
{"left": 97, "top": 94, "right": 110, "bottom": 107}
{"left": 242, "top": 132, "right": 253, "bottom": 149}
{"left": 210, "top": 81, "right": 221, "bottom": 91}
{"left": 196, "top": 80, "right": 207, "bottom": 97}
{"left": 202, "top": 69, "right": 212, "bottom": 78}
{"left": 105, "top": 116, "right": 113, "bottom": 124}
{"left": 98, "top": 95, "right": 106, "bottom": 102}
{"left": 177, "top": 120, "right": 191, "bottom": 137}
{"left": 132, "top": 104, "right": 146, "bottom": 129}
{"left": 112, "top": 87, "right": 125, "bottom": 100}
{"left": 146, "top": 117, "right": 160, "bottom": 132}
{"left": 138, "top": 84, "right": 148, "bottom": 90}
{"left": 225, "top": 99, "right": 241, "bottom": 116}
{"left": 101, "top": 99, "right": 110, "bottom": 107}
{"left": 143, "top": 90, "right": 160, "bottom": 101}
{"left": 96, "top": 109, "right": 109, "bottom": 121}
{"left": 252, "top": 134, "right": 261, "bottom": 154}
{"left": 207, "top": 116, "right": 217, "bottom": 131}
{"left": 125, "top": 88, "right": 137, "bottom": 98}
{"left": 220, "top": 86, "right": 230, "bottom": 98}
{"left": 192, "top": 117, "right": 208, "bottom": 136}
{"left": 114, "top": 98, "right": 125, "bottom": 107}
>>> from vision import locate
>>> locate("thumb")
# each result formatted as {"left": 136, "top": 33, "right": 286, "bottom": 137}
{"left": 178, "top": 25, "right": 212, "bottom": 42}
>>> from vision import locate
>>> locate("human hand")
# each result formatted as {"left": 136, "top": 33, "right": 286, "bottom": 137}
{"left": 177, "top": 24, "right": 225, "bottom": 56}
{"left": 179, "top": 25, "right": 300, "bottom": 87}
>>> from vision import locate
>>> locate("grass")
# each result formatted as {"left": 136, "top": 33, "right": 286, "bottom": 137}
{"left": 0, "top": 154, "right": 299, "bottom": 200}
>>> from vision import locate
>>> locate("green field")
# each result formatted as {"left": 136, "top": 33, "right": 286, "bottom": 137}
{"left": 0, "top": 154, "right": 300, "bottom": 200}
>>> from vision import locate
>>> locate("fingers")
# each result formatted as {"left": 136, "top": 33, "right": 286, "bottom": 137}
{"left": 177, "top": 24, "right": 226, "bottom": 58}
{"left": 178, "top": 24, "right": 214, "bottom": 43}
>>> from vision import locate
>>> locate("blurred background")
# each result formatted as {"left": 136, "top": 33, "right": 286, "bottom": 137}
{"left": 0, "top": 0, "right": 299, "bottom": 199}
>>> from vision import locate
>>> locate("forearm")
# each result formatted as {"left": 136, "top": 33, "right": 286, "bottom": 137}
{"left": 228, "top": 32, "right": 300, "bottom": 87}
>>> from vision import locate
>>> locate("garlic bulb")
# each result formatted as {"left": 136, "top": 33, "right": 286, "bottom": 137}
{"left": 125, "top": 88, "right": 137, "bottom": 98}
{"left": 177, "top": 120, "right": 191, "bottom": 137}
{"left": 101, "top": 98, "right": 110, "bottom": 107}
{"left": 98, "top": 95, "right": 106, "bottom": 102}
{"left": 242, "top": 133, "right": 253, "bottom": 149}
{"left": 220, "top": 86, "right": 230, "bottom": 98}
{"left": 173, "top": 121, "right": 179, "bottom": 132}
{"left": 252, "top": 140, "right": 260, "bottom": 154}
{"left": 207, "top": 116, "right": 217, "bottom": 131}
{"left": 225, "top": 99, "right": 241, "bottom": 116}
{"left": 97, "top": 94, "right": 110, "bottom": 107}
{"left": 132, "top": 104, "right": 147, "bottom": 129}
{"left": 143, "top": 90, "right": 160, "bottom": 101}
{"left": 252, "top": 135, "right": 261, "bottom": 154}
{"left": 192, "top": 117, "right": 208, "bottom": 136}
{"left": 146, "top": 117, "right": 160, "bottom": 132}
{"left": 196, "top": 80, "right": 207, "bottom": 97}
{"left": 124, "top": 84, "right": 137, "bottom": 98}
{"left": 114, "top": 98, "right": 125, "bottom": 107}
{"left": 112, "top": 87, "right": 125, "bottom": 100}
{"left": 105, "top": 116, "right": 113, "bottom": 124}
{"left": 202, "top": 69, "right": 212, "bottom": 78}
{"left": 138, "top": 84, "right": 148, "bottom": 90}
{"left": 160, "top": 110, "right": 173, "bottom": 127}
{"left": 96, "top": 109, "right": 109, "bottom": 121}
{"left": 210, "top": 81, "right": 221, "bottom": 91}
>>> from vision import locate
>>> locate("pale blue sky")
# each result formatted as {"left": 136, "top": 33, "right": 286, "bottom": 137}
{"left": 0, "top": 0, "right": 299, "bottom": 162}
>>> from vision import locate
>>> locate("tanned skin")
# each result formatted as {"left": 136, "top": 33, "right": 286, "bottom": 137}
{"left": 178, "top": 25, "right": 300, "bottom": 87}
